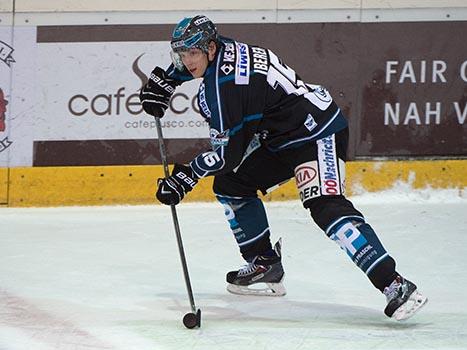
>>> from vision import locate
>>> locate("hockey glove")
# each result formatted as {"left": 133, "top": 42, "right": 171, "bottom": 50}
{"left": 156, "top": 164, "right": 198, "bottom": 205}
{"left": 139, "top": 66, "right": 179, "bottom": 118}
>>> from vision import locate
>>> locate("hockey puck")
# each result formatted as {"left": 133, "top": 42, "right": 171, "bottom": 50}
{"left": 182, "top": 309, "right": 201, "bottom": 329}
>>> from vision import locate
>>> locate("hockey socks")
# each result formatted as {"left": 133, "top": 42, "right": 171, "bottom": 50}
{"left": 216, "top": 195, "right": 272, "bottom": 261}
{"left": 326, "top": 218, "right": 393, "bottom": 281}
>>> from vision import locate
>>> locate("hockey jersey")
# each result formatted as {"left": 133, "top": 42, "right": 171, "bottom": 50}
{"left": 167, "top": 37, "right": 348, "bottom": 179}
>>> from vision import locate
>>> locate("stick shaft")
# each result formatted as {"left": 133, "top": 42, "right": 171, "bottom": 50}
{"left": 154, "top": 117, "right": 197, "bottom": 313}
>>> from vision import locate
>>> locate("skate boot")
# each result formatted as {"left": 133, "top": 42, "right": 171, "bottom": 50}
{"left": 383, "top": 276, "right": 428, "bottom": 321}
{"left": 226, "top": 239, "right": 286, "bottom": 296}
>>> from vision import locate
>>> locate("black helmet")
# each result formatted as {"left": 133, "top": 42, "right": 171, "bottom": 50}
{"left": 170, "top": 15, "right": 218, "bottom": 70}
{"left": 171, "top": 15, "right": 218, "bottom": 53}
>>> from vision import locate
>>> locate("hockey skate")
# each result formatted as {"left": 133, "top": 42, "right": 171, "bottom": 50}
{"left": 383, "top": 276, "right": 428, "bottom": 321}
{"left": 226, "top": 239, "right": 286, "bottom": 296}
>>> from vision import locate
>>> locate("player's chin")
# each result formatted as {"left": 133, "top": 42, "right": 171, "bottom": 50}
{"left": 190, "top": 69, "right": 203, "bottom": 78}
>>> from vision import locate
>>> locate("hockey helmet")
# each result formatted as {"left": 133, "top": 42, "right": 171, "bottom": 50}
{"left": 170, "top": 15, "right": 218, "bottom": 70}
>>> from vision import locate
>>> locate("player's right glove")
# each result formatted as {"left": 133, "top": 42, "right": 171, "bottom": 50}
{"left": 139, "top": 66, "right": 179, "bottom": 118}
{"left": 156, "top": 164, "right": 198, "bottom": 205}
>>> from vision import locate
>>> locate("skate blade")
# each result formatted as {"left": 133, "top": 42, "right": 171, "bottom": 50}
{"left": 227, "top": 282, "right": 286, "bottom": 297}
{"left": 393, "top": 290, "right": 428, "bottom": 321}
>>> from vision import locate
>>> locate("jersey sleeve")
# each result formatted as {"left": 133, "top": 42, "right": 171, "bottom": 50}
{"left": 165, "top": 64, "right": 194, "bottom": 83}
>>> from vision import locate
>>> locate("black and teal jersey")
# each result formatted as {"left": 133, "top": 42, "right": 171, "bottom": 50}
{"left": 167, "top": 37, "right": 348, "bottom": 179}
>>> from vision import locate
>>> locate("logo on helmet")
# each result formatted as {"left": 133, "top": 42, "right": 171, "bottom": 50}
{"left": 194, "top": 16, "right": 209, "bottom": 26}
{"left": 171, "top": 40, "right": 185, "bottom": 49}
{"left": 172, "top": 17, "right": 192, "bottom": 39}
{"left": 183, "top": 32, "right": 203, "bottom": 49}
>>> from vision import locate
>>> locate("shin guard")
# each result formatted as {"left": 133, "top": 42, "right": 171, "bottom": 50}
{"left": 216, "top": 195, "right": 272, "bottom": 261}
{"left": 326, "top": 218, "right": 390, "bottom": 275}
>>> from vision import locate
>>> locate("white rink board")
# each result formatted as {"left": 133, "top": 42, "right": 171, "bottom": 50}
{"left": 11, "top": 0, "right": 467, "bottom": 12}
{"left": 0, "top": 26, "right": 36, "bottom": 167}
{"left": 35, "top": 41, "right": 205, "bottom": 141}
{"left": 2, "top": 33, "right": 207, "bottom": 167}
{"left": 0, "top": 189, "right": 466, "bottom": 349}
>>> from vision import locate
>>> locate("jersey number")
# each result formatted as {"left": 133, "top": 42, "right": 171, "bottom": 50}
{"left": 202, "top": 151, "right": 221, "bottom": 167}
{"left": 266, "top": 51, "right": 332, "bottom": 111}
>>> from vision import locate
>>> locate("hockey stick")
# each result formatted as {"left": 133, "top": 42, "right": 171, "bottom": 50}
{"left": 154, "top": 116, "right": 201, "bottom": 329}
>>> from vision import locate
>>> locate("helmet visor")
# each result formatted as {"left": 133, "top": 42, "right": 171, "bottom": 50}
{"left": 170, "top": 50, "right": 185, "bottom": 71}
{"left": 170, "top": 37, "right": 200, "bottom": 71}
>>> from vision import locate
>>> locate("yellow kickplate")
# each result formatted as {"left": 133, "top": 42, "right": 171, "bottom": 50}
{"left": 0, "top": 167, "right": 7, "bottom": 204}
{"left": 8, "top": 165, "right": 216, "bottom": 207}
{"left": 5, "top": 159, "right": 467, "bottom": 207}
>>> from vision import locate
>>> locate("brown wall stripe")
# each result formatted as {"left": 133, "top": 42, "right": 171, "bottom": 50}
{"left": 33, "top": 139, "right": 211, "bottom": 166}
{"left": 37, "top": 24, "right": 175, "bottom": 42}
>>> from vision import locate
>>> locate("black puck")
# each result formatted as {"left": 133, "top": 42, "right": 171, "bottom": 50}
{"left": 182, "top": 312, "right": 198, "bottom": 329}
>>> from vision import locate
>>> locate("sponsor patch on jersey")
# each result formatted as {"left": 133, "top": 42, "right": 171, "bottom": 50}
{"left": 313, "top": 86, "right": 333, "bottom": 103}
{"left": 210, "top": 128, "right": 230, "bottom": 149}
{"left": 304, "top": 113, "right": 318, "bottom": 132}
{"left": 223, "top": 43, "right": 235, "bottom": 63}
{"left": 295, "top": 161, "right": 320, "bottom": 203}
{"left": 317, "top": 134, "right": 343, "bottom": 196}
{"left": 306, "top": 84, "right": 333, "bottom": 111}
{"left": 235, "top": 42, "right": 250, "bottom": 85}
{"left": 221, "top": 63, "right": 234, "bottom": 75}
{"left": 198, "top": 83, "right": 211, "bottom": 119}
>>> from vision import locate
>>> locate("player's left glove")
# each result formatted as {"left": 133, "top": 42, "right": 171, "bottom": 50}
{"left": 139, "top": 66, "right": 179, "bottom": 118}
{"left": 156, "top": 164, "right": 198, "bottom": 205}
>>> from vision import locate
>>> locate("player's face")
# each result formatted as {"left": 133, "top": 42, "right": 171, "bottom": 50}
{"left": 179, "top": 42, "right": 217, "bottom": 78}
{"left": 179, "top": 48, "right": 208, "bottom": 78}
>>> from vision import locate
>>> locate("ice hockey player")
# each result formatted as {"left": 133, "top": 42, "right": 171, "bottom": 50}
{"left": 139, "top": 15, "right": 428, "bottom": 321}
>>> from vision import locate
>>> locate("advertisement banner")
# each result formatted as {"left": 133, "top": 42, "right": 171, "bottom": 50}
{"left": 32, "top": 35, "right": 209, "bottom": 166}
{"left": 3, "top": 21, "right": 466, "bottom": 168}
{"left": 358, "top": 21, "right": 467, "bottom": 157}
{"left": 36, "top": 41, "right": 207, "bottom": 140}
{"left": 32, "top": 23, "right": 360, "bottom": 166}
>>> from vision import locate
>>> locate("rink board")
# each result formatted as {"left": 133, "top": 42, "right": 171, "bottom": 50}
{"left": 2, "top": 159, "right": 466, "bottom": 207}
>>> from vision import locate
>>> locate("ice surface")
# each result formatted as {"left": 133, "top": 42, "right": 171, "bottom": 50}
{"left": 1, "top": 188, "right": 466, "bottom": 350}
